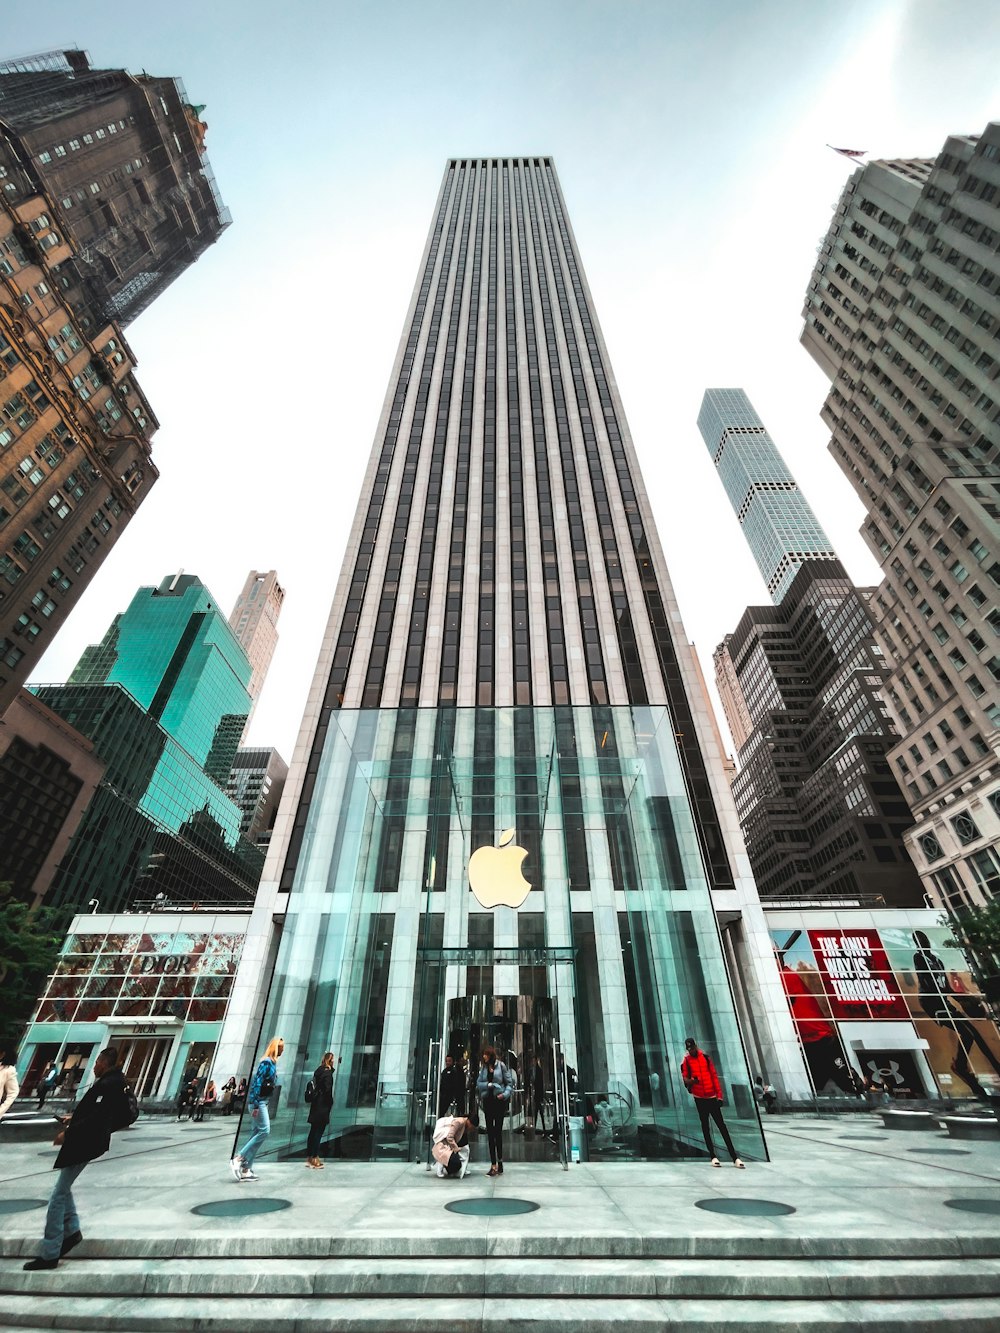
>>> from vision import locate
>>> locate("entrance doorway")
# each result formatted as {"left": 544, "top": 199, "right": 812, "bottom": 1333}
{"left": 444, "top": 995, "right": 558, "bottom": 1163}
{"left": 116, "top": 1037, "right": 172, "bottom": 1099}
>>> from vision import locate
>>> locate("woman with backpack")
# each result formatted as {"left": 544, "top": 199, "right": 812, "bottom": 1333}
{"left": 305, "top": 1051, "right": 335, "bottom": 1169}
{"left": 230, "top": 1036, "right": 283, "bottom": 1182}
{"left": 476, "top": 1046, "right": 514, "bottom": 1176}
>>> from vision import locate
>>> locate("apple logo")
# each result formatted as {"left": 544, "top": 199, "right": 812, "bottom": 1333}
{"left": 469, "top": 828, "right": 532, "bottom": 909}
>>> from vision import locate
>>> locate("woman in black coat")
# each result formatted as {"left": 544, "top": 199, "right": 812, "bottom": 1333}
{"left": 305, "top": 1051, "right": 335, "bottom": 1169}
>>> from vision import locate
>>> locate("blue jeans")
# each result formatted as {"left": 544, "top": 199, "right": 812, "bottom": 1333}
{"left": 42, "top": 1163, "right": 86, "bottom": 1260}
{"left": 238, "top": 1100, "right": 270, "bottom": 1167}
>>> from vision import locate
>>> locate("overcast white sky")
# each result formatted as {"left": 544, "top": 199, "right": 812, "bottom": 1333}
{"left": 13, "top": 0, "right": 1000, "bottom": 759}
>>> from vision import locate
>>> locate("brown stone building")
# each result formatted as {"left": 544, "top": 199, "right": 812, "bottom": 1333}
{"left": 0, "top": 49, "right": 229, "bottom": 716}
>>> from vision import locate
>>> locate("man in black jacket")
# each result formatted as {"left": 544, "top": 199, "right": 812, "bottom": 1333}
{"left": 23, "top": 1045, "right": 131, "bottom": 1271}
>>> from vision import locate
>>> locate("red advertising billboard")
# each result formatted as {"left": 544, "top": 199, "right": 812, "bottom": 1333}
{"left": 807, "top": 929, "right": 910, "bottom": 1020}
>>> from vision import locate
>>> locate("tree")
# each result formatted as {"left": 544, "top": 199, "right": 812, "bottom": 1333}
{"left": 946, "top": 902, "right": 1000, "bottom": 1007}
{"left": 0, "top": 882, "right": 71, "bottom": 1048}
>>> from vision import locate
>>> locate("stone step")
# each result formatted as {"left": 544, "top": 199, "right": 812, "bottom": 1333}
{"left": 2, "top": 1292, "right": 1000, "bottom": 1332}
{"left": 3, "top": 1255, "right": 1000, "bottom": 1300}
{"left": 4, "top": 1233, "right": 1000, "bottom": 1260}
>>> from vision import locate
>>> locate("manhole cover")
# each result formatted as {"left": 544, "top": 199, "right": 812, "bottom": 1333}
{"left": 945, "top": 1198, "right": 1000, "bottom": 1216}
{"left": 838, "top": 1135, "right": 887, "bottom": 1141}
{"left": 445, "top": 1197, "right": 539, "bottom": 1216}
{"left": 191, "top": 1197, "right": 292, "bottom": 1218}
{"left": 0, "top": 1198, "right": 46, "bottom": 1214}
{"left": 696, "top": 1197, "right": 795, "bottom": 1217}
{"left": 909, "top": 1148, "right": 970, "bottom": 1156}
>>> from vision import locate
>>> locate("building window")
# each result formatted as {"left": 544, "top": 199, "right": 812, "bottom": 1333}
{"left": 950, "top": 812, "right": 981, "bottom": 845}
{"left": 967, "top": 847, "right": 1000, "bottom": 897}
{"left": 919, "top": 832, "right": 944, "bottom": 861}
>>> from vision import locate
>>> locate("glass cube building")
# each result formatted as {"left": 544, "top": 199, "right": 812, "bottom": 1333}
{"left": 218, "top": 158, "right": 807, "bottom": 1165}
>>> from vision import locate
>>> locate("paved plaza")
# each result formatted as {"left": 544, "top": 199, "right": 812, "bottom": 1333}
{"left": 1, "top": 1109, "right": 999, "bottom": 1329}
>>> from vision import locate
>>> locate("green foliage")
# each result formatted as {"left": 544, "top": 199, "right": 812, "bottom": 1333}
{"left": 946, "top": 902, "right": 1000, "bottom": 1003}
{"left": 0, "top": 882, "right": 71, "bottom": 1048}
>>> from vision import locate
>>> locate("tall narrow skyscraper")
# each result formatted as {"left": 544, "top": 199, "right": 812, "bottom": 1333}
{"left": 698, "top": 389, "right": 839, "bottom": 601}
{"left": 218, "top": 158, "right": 806, "bottom": 1165}
{"left": 228, "top": 569, "right": 284, "bottom": 710}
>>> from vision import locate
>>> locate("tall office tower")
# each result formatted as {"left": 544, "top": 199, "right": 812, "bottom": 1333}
{"left": 697, "top": 389, "right": 839, "bottom": 602}
{"left": 228, "top": 569, "right": 284, "bottom": 708}
{"left": 801, "top": 123, "right": 1000, "bottom": 913}
{"left": 33, "top": 573, "right": 262, "bottom": 912}
{"left": 226, "top": 746, "right": 288, "bottom": 845}
{"left": 713, "top": 635, "right": 754, "bottom": 753}
{"left": 0, "top": 49, "right": 229, "bottom": 327}
{"left": 713, "top": 562, "right": 923, "bottom": 904}
{"left": 0, "top": 688, "right": 104, "bottom": 907}
{"left": 217, "top": 156, "right": 808, "bottom": 1167}
{"left": 0, "top": 50, "right": 229, "bottom": 717}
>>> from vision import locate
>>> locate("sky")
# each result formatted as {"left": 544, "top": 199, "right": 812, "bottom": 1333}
{"left": 12, "top": 0, "right": 1000, "bottom": 760}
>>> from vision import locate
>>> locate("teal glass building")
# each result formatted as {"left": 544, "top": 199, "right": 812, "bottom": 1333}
{"left": 219, "top": 159, "right": 806, "bottom": 1165}
{"left": 33, "top": 574, "right": 263, "bottom": 912}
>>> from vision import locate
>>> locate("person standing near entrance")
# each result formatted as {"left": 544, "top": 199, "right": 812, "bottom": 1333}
{"left": 0, "top": 1043, "right": 20, "bottom": 1123}
{"left": 22, "top": 1045, "right": 131, "bottom": 1270}
{"left": 305, "top": 1051, "right": 335, "bottom": 1169}
{"left": 477, "top": 1046, "right": 513, "bottom": 1176}
{"left": 531, "top": 1056, "right": 547, "bottom": 1133}
{"left": 438, "top": 1053, "right": 466, "bottom": 1117}
{"left": 681, "top": 1037, "right": 744, "bottom": 1169}
{"left": 36, "top": 1061, "right": 57, "bottom": 1109}
{"left": 231, "top": 1036, "right": 284, "bottom": 1182}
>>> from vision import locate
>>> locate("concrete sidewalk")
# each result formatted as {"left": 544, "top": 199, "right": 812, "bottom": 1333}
{"left": 1, "top": 1110, "right": 1000, "bottom": 1328}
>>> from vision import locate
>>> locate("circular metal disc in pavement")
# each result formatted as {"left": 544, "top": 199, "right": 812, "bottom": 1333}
{"left": 191, "top": 1197, "right": 292, "bottom": 1218}
{"left": 0, "top": 1198, "right": 46, "bottom": 1214}
{"left": 696, "top": 1197, "right": 795, "bottom": 1217}
{"left": 445, "top": 1197, "right": 539, "bottom": 1216}
{"left": 837, "top": 1135, "right": 888, "bottom": 1141}
{"left": 909, "top": 1147, "right": 970, "bottom": 1155}
{"left": 945, "top": 1198, "right": 1000, "bottom": 1215}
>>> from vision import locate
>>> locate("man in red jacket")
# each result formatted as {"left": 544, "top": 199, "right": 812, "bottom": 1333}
{"left": 681, "top": 1036, "right": 744, "bottom": 1168}
{"left": 23, "top": 1045, "right": 132, "bottom": 1271}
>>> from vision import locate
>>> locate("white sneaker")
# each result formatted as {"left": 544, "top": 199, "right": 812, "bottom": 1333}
{"left": 734, "top": 1159, "right": 745, "bottom": 1169}
{"left": 710, "top": 1157, "right": 721, "bottom": 1167}
{"left": 229, "top": 1156, "right": 244, "bottom": 1182}
{"left": 240, "top": 1168, "right": 258, "bottom": 1181}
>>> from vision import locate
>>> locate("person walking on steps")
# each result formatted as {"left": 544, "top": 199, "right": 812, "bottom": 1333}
{"left": 231, "top": 1036, "right": 284, "bottom": 1182}
{"left": 305, "top": 1051, "right": 335, "bottom": 1169}
{"left": 23, "top": 1045, "right": 132, "bottom": 1271}
{"left": 681, "top": 1036, "right": 744, "bottom": 1169}
{"left": 477, "top": 1046, "right": 513, "bottom": 1177}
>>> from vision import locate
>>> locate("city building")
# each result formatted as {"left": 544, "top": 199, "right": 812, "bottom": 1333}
{"left": 698, "top": 388, "right": 839, "bottom": 602}
{"left": 0, "top": 49, "right": 229, "bottom": 717}
{"left": 700, "top": 389, "right": 922, "bottom": 906}
{"left": 228, "top": 569, "right": 284, "bottom": 712}
{"left": 17, "top": 907, "right": 250, "bottom": 1103}
{"left": 216, "top": 156, "right": 809, "bottom": 1168}
{"left": 31, "top": 572, "right": 263, "bottom": 913}
{"left": 801, "top": 123, "right": 1000, "bottom": 914}
{"left": 0, "top": 686, "right": 104, "bottom": 906}
{"left": 226, "top": 746, "right": 288, "bottom": 846}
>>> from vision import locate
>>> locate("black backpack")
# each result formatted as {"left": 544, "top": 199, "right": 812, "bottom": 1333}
{"left": 116, "top": 1083, "right": 140, "bottom": 1129}
{"left": 304, "top": 1079, "right": 315, "bottom": 1104}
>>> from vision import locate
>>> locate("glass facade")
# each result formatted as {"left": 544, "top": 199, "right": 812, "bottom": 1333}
{"left": 245, "top": 704, "right": 765, "bottom": 1164}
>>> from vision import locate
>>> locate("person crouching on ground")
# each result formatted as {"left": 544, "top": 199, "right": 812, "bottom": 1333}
{"left": 681, "top": 1036, "right": 744, "bottom": 1169}
{"left": 231, "top": 1036, "right": 284, "bottom": 1182}
{"left": 23, "top": 1045, "right": 131, "bottom": 1271}
{"left": 305, "top": 1051, "right": 335, "bottom": 1169}
{"left": 432, "top": 1115, "right": 475, "bottom": 1178}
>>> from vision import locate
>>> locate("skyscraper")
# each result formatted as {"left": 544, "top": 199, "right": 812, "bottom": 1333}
{"left": 801, "top": 124, "right": 1000, "bottom": 913}
{"left": 218, "top": 157, "right": 807, "bottom": 1164}
{"left": 701, "top": 389, "right": 922, "bottom": 903}
{"left": 34, "top": 573, "right": 262, "bottom": 912}
{"left": 228, "top": 569, "right": 284, "bottom": 711}
{"left": 697, "top": 388, "right": 839, "bottom": 602}
{"left": 0, "top": 50, "right": 229, "bottom": 716}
